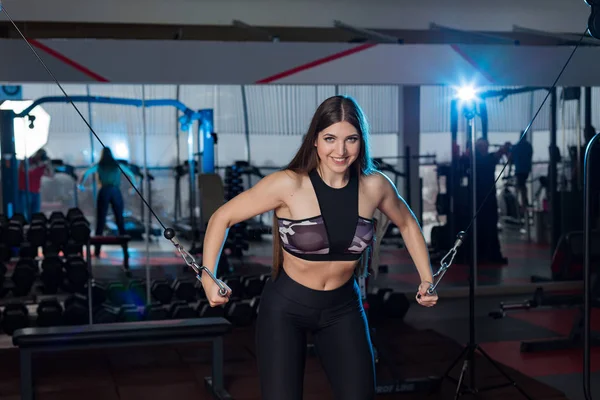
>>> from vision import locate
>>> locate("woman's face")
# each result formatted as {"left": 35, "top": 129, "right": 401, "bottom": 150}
{"left": 314, "top": 121, "right": 361, "bottom": 174}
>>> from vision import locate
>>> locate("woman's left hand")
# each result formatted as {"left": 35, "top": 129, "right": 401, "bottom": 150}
{"left": 416, "top": 281, "right": 438, "bottom": 307}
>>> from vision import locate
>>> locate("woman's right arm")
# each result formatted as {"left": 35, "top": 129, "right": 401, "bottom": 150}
{"left": 202, "top": 170, "right": 291, "bottom": 306}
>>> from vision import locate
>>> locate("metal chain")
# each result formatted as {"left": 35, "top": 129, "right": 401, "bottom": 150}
{"left": 427, "top": 232, "right": 465, "bottom": 294}
{"left": 170, "top": 239, "right": 230, "bottom": 297}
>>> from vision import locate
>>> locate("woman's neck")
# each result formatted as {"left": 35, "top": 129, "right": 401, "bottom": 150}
{"left": 316, "top": 165, "right": 350, "bottom": 188}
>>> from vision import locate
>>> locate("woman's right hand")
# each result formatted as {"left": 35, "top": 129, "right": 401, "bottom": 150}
{"left": 202, "top": 274, "right": 232, "bottom": 307}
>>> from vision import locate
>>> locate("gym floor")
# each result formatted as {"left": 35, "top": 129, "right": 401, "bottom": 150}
{"left": 0, "top": 229, "right": 594, "bottom": 399}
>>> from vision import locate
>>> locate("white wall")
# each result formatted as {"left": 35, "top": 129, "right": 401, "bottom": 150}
{"left": 1, "top": 0, "right": 590, "bottom": 32}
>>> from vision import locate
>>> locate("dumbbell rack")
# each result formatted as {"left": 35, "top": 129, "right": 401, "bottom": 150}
{"left": 0, "top": 209, "right": 94, "bottom": 335}
{"left": 223, "top": 163, "right": 249, "bottom": 258}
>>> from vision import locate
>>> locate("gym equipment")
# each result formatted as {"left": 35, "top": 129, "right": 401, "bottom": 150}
{"left": 490, "top": 230, "right": 600, "bottom": 318}
{"left": 224, "top": 297, "right": 259, "bottom": 326}
{"left": 89, "top": 235, "right": 131, "bottom": 270}
{"left": 12, "top": 258, "right": 37, "bottom": 296}
{"left": 27, "top": 213, "right": 47, "bottom": 247}
{"left": 118, "top": 304, "right": 143, "bottom": 322}
{"left": 197, "top": 300, "right": 225, "bottom": 318}
{"left": 0, "top": 261, "right": 7, "bottom": 292}
{"left": 93, "top": 304, "right": 119, "bottom": 324}
{"left": 48, "top": 159, "right": 80, "bottom": 208}
{"left": 2, "top": 302, "right": 30, "bottom": 335}
{"left": 63, "top": 293, "right": 89, "bottom": 325}
{"left": 366, "top": 287, "right": 410, "bottom": 322}
{"left": 144, "top": 303, "right": 169, "bottom": 320}
{"left": 223, "top": 163, "right": 250, "bottom": 257}
{"left": 64, "top": 256, "right": 89, "bottom": 292}
{"left": 40, "top": 256, "right": 64, "bottom": 294}
{"left": 106, "top": 160, "right": 160, "bottom": 240}
{"left": 6, "top": 214, "right": 25, "bottom": 246}
{"left": 48, "top": 211, "right": 69, "bottom": 247}
{"left": 518, "top": 229, "right": 600, "bottom": 353}
{"left": 36, "top": 298, "right": 63, "bottom": 327}
{"left": 151, "top": 279, "right": 174, "bottom": 304}
{"left": 13, "top": 318, "right": 233, "bottom": 400}
{"left": 66, "top": 208, "right": 91, "bottom": 244}
{"left": 173, "top": 278, "right": 197, "bottom": 302}
{"left": 169, "top": 301, "right": 198, "bottom": 319}
{"left": 240, "top": 274, "right": 268, "bottom": 298}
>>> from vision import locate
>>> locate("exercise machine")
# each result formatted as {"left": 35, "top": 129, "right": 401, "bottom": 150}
{"left": 105, "top": 160, "right": 160, "bottom": 240}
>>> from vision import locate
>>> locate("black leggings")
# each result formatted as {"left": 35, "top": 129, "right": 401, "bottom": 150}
{"left": 256, "top": 267, "right": 375, "bottom": 400}
{"left": 96, "top": 185, "right": 125, "bottom": 236}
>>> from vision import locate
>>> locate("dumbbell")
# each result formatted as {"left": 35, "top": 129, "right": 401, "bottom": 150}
{"left": 151, "top": 279, "right": 173, "bottom": 304}
{"left": 27, "top": 213, "right": 47, "bottom": 247}
{"left": 19, "top": 243, "right": 38, "bottom": 259}
{"left": 0, "top": 244, "right": 10, "bottom": 263}
{"left": 0, "top": 214, "right": 8, "bottom": 243}
{"left": 169, "top": 301, "right": 198, "bottom": 319}
{"left": 1, "top": 302, "right": 30, "bottom": 335}
{"left": 67, "top": 208, "right": 91, "bottom": 244}
{"left": 366, "top": 288, "right": 393, "bottom": 321}
{"left": 128, "top": 280, "right": 147, "bottom": 303}
{"left": 221, "top": 276, "right": 243, "bottom": 300}
{"left": 381, "top": 291, "right": 410, "bottom": 319}
{"left": 6, "top": 214, "right": 26, "bottom": 246}
{"left": 144, "top": 303, "right": 169, "bottom": 320}
{"left": 48, "top": 211, "right": 69, "bottom": 246}
{"left": 172, "top": 278, "right": 196, "bottom": 302}
{"left": 89, "top": 280, "right": 107, "bottom": 308}
{"left": 36, "top": 298, "right": 64, "bottom": 327}
{"left": 241, "top": 274, "right": 268, "bottom": 298}
{"left": 63, "top": 293, "right": 89, "bottom": 325}
{"left": 64, "top": 241, "right": 84, "bottom": 257}
{"left": 93, "top": 304, "right": 119, "bottom": 324}
{"left": 12, "top": 258, "right": 38, "bottom": 296}
{"left": 118, "top": 304, "right": 143, "bottom": 322}
{"left": 40, "top": 256, "right": 65, "bottom": 294}
{"left": 224, "top": 297, "right": 260, "bottom": 326}
{"left": 65, "top": 256, "right": 89, "bottom": 292}
{"left": 106, "top": 282, "right": 127, "bottom": 306}
{"left": 0, "top": 261, "right": 7, "bottom": 290}
{"left": 196, "top": 300, "right": 225, "bottom": 318}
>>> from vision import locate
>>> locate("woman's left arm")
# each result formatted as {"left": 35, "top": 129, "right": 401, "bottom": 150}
{"left": 375, "top": 172, "right": 437, "bottom": 306}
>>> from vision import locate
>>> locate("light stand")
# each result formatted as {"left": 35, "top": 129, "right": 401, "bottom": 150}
{"left": 440, "top": 100, "right": 532, "bottom": 400}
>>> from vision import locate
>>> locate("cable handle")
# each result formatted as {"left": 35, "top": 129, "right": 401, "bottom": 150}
{"left": 426, "top": 231, "right": 465, "bottom": 295}
{"left": 164, "top": 228, "right": 230, "bottom": 297}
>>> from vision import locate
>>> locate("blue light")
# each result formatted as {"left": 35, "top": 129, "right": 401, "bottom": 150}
{"left": 456, "top": 85, "right": 477, "bottom": 102}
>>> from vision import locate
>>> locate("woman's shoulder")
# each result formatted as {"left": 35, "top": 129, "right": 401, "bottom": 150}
{"left": 263, "top": 169, "right": 305, "bottom": 190}
{"left": 361, "top": 169, "right": 391, "bottom": 189}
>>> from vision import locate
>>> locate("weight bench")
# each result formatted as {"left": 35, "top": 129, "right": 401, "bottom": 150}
{"left": 90, "top": 235, "right": 131, "bottom": 269}
{"left": 13, "top": 318, "right": 232, "bottom": 400}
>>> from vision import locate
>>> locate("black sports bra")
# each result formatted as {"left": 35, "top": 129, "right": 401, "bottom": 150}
{"left": 276, "top": 168, "right": 374, "bottom": 261}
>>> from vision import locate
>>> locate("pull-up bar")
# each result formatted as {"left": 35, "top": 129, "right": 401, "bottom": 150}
{"left": 14, "top": 96, "right": 204, "bottom": 130}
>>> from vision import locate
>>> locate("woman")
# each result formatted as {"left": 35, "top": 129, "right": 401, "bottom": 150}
{"left": 201, "top": 96, "right": 437, "bottom": 399}
{"left": 18, "top": 148, "right": 54, "bottom": 220}
{"left": 79, "top": 147, "right": 136, "bottom": 254}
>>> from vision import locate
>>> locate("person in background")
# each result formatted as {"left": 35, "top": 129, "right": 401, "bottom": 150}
{"left": 18, "top": 148, "right": 54, "bottom": 220}
{"left": 474, "top": 138, "right": 509, "bottom": 264}
{"left": 510, "top": 133, "right": 534, "bottom": 218}
{"left": 78, "top": 147, "right": 136, "bottom": 256}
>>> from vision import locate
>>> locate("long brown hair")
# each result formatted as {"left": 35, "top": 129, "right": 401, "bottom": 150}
{"left": 271, "top": 95, "right": 376, "bottom": 277}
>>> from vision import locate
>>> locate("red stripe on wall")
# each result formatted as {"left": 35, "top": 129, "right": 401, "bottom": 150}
{"left": 450, "top": 44, "right": 496, "bottom": 84}
{"left": 28, "top": 39, "right": 110, "bottom": 82}
{"left": 256, "top": 43, "right": 377, "bottom": 84}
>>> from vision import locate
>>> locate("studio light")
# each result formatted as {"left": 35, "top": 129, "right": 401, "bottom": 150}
{"left": 456, "top": 85, "right": 477, "bottom": 102}
{"left": 0, "top": 100, "right": 50, "bottom": 159}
